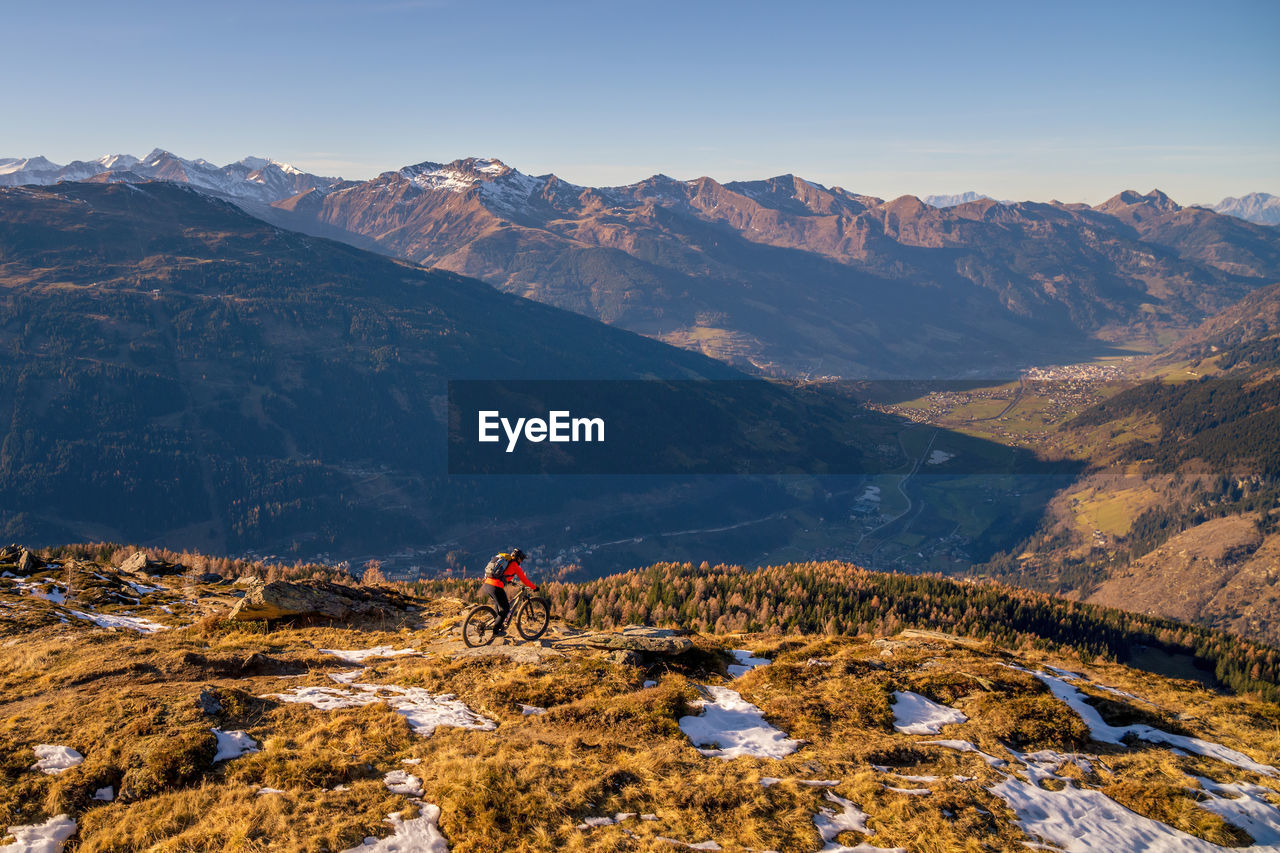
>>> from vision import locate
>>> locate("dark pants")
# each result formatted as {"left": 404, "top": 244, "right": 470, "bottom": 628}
{"left": 485, "top": 584, "right": 510, "bottom": 628}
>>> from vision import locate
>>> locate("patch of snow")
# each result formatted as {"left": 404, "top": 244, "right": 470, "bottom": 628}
{"left": 319, "top": 646, "right": 419, "bottom": 664}
{"left": 267, "top": 670, "right": 496, "bottom": 737}
{"left": 211, "top": 729, "right": 259, "bottom": 763}
{"left": 383, "top": 770, "right": 423, "bottom": 797}
{"left": 91, "top": 786, "right": 113, "bottom": 802}
{"left": 340, "top": 803, "right": 449, "bottom": 853}
{"left": 1022, "top": 750, "right": 1094, "bottom": 775}
{"left": 68, "top": 609, "right": 168, "bottom": 633}
{"left": 1032, "top": 671, "right": 1277, "bottom": 777}
{"left": 990, "top": 772, "right": 1264, "bottom": 853}
{"left": 813, "top": 791, "right": 906, "bottom": 852}
{"left": 0, "top": 814, "right": 76, "bottom": 852}
{"left": 891, "top": 691, "right": 967, "bottom": 735}
{"left": 885, "top": 786, "right": 931, "bottom": 796}
{"left": 727, "top": 649, "right": 771, "bottom": 678}
{"left": 518, "top": 704, "right": 546, "bottom": 715}
{"left": 31, "top": 745, "right": 83, "bottom": 775}
{"left": 13, "top": 579, "right": 66, "bottom": 605}
{"left": 401, "top": 758, "right": 422, "bottom": 765}
{"left": 122, "top": 579, "right": 163, "bottom": 596}
{"left": 256, "top": 787, "right": 285, "bottom": 795}
{"left": 925, "top": 450, "right": 954, "bottom": 465}
{"left": 643, "top": 680, "right": 658, "bottom": 688}
{"left": 678, "top": 686, "right": 800, "bottom": 759}
{"left": 1193, "top": 776, "right": 1280, "bottom": 846}
{"left": 923, "top": 739, "right": 1007, "bottom": 767}
{"left": 871, "top": 767, "right": 940, "bottom": 782}
{"left": 575, "top": 812, "right": 639, "bottom": 830}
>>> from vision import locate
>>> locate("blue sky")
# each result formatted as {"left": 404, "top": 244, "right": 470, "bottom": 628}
{"left": 4, "top": 0, "right": 1277, "bottom": 203}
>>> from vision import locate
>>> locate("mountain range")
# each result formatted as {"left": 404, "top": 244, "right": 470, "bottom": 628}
{"left": 4, "top": 151, "right": 1278, "bottom": 378}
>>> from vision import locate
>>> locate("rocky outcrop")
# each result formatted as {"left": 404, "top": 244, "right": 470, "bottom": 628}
{"left": 227, "top": 580, "right": 417, "bottom": 622}
{"left": 557, "top": 626, "right": 693, "bottom": 655}
{"left": 0, "top": 545, "right": 48, "bottom": 576}
{"left": 120, "top": 552, "right": 187, "bottom": 577}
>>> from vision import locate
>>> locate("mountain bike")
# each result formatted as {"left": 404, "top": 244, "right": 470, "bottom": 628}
{"left": 462, "top": 586, "right": 551, "bottom": 647}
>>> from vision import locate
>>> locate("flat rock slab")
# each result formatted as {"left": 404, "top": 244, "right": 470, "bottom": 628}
{"left": 227, "top": 580, "right": 417, "bottom": 622}
{"left": 443, "top": 641, "right": 565, "bottom": 664}
{"left": 557, "top": 626, "right": 693, "bottom": 654}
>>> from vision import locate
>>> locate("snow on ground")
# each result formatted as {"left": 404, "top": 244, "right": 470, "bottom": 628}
{"left": 341, "top": 803, "right": 449, "bottom": 852}
{"left": 575, "top": 812, "right": 637, "bottom": 830}
{"left": 91, "top": 787, "right": 113, "bottom": 802}
{"left": 30, "top": 745, "right": 83, "bottom": 775}
{"left": 68, "top": 609, "right": 169, "bottom": 633}
{"left": 890, "top": 691, "right": 967, "bottom": 735}
{"left": 319, "top": 646, "right": 420, "bottom": 664}
{"left": 267, "top": 669, "right": 496, "bottom": 737}
{"left": 925, "top": 450, "right": 954, "bottom": 465}
{"left": 0, "top": 814, "right": 77, "bottom": 853}
{"left": 678, "top": 686, "right": 799, "bottom": 759}
{"left": 1193, "top": 777, "right": 1280, "bottom": 847}
{"left": 383, "top": 770, "right": 423, "bottom": 797}
{"left": 989, "top": 748, "right": 1280, "bottom": 852}
{"left": 211, "top": 729, "right": 259, "bottom": 763}
{"left": 4, "top": 578, "right": 67, "bottom": 604}
{"left": 1032, "top": 670, "right": 1278, "bottom": 777}
{"left": 813, "top": 791, "right": 907, "bottom": 853}
{"left": 991, "top": 773, "right": 1275, "bottom": 853}
{"left": 922, "top": 739, "right": 1007, "bottom": 767}
{"left": 761, "top": 777, "right": 841, "bottom": 787}
{"left": 518, "top": 704, "right": 546, "bottom": 715}
{"left": 726, "top": 649, "right": 772, "bottom": 678}
{"left": 122, "top": 579, "right": 164, "bottom": 596}
{"left": 256, "top": 787, "right": 285, "bottom": 795}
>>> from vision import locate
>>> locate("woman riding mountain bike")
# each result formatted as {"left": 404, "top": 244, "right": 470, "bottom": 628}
{"left": 482, "top": 548, "right": 536, "bottom": 636}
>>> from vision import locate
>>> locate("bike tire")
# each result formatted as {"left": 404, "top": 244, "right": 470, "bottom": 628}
{"left": 515, "top": 596, "right": 550, "bottom": 641}
{"left": 463, "top": 605, "right": 499, "bottom": 648}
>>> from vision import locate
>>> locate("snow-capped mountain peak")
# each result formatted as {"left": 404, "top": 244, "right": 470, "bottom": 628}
{"left": 0, "top": 149, "right": 341, "bottom": 203}
{"left": 95, "top": 154, "right": 140, "bottom": 170}
{"left": 0, "top": 156, "right": 61, "bottom": 176}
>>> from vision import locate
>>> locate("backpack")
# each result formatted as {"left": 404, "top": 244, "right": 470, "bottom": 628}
{"left": 483, "top": 553, "right": 512, "bottom": 580}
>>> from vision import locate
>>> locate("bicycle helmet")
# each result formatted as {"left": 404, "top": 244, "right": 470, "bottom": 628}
{"left": 510, "top": 548, "right": 526, "bottom": 562}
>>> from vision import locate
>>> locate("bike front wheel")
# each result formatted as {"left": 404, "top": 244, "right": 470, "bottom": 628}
{"left": 515, "top": 596, "right": 550, "bottom": 641}
{"left": 463, "top": 605, "right": 499, "bottom": 647}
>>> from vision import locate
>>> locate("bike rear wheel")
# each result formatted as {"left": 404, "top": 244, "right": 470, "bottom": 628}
{"left": 515, "top": 596, "right": 550, "bottom": 641}
{"left": 463, "top": 605, "right": 499, "bottom": 647}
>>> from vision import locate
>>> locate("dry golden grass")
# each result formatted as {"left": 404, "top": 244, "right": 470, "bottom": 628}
{"left": 3, "top": 571, "right": 1280, "bottom": 852}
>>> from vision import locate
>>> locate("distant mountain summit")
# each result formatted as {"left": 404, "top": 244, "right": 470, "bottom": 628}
{"left": 0, "top": 149, "right": 341, "bottom": 203}
{"left": 1211, "top": 192, "right": 1280, "bottom": 226}
{"left": 923, "top": 191, "right": 992, "bottom": 208}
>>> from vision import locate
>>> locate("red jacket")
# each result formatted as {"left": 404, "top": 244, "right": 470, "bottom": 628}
{"left": 483, "top": 559, "right": 535, "bottom": 590}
